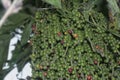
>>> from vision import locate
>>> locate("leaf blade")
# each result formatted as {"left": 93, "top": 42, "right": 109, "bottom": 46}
{"left": 42, "top": 0, "right": 62, "bottom": 8}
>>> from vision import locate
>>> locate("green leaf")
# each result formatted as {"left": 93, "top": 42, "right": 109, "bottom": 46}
{"left": 9, "top": 42, "right": 32, "bottom": 72}
{"left": 0, "top": 35, "right": 11, "bottom": 72}
{"left": 107, "top": 0, "right": 120, "bottom": 29}
{"left": 7, "top": 13, "right": 29, "bottom": 25}
{"left": 21, "top": 20, "right": 33, "bottom": 45}
{"left": 11, "top": 45, "right": 32, "bottom": 72}
{"left": 107, "top": 0, "right": 120, "bottom": 16}
{"left": 8, "top": 19, "right": 33, "bottom": 74}
{"left": 0, "top": 13, "right": 30, "bottom": 35}
{"left": 0, "top": 65, "right": 14, "bottom": 79}
{"left": 42, "top": 0, "right": 62, "bottom": 8}
{"left": 17, "top": 54, "right": 30, "bottom": 72}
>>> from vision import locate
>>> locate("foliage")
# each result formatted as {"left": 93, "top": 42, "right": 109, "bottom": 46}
{"left": 0, "top": 0, "right": 120, "bottom": 80}
{"left": 0, "top": 0, "right": 62, "bottom": 79}
{"left": 31, "top": 0, "right": 120, "bottom": 80}
{"left": 42, "top": 0, "right": 62, "bottom": 8}
{"left": 0, "top": 12, "right": 33, "bottom": 79}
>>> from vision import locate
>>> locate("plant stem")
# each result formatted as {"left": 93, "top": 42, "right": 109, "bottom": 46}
{"left": 87, "top": 37, "right": 95, "bottom": 52}
{"left": 0, "top": 0, "right": 23, "bottom": 28}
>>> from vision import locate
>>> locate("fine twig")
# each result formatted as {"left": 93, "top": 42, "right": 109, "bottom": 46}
{"left": 0, "top": 0, "right": 23, "bottom": 29}
{"left": 37, "top": 7, "right": 56, "bottom": 11}
{"left": 87, "top": 37, "right": 96, "bottom": 52}
{"left": 109, "top": 30, "right": 120, "bottom": 38}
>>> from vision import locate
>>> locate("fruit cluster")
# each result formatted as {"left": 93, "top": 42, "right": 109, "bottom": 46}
{"left": 31, "top": 0, "right": 120, "bottom": 80}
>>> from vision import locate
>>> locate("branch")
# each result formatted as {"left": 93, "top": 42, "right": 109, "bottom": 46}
{"left": 0, "top": 0, "right": 23, "bottom": 29}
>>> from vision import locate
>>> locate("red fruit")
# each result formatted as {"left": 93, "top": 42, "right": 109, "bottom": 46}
{"left": 94, "top": 60, "right": 98, "bottom": 65}
{"left": 68, "top": 29, "right": 73, "bottom": 34}
{"left": 60, "top": 40, "right": 64, "bottom": 45}
{"left": 57, "top": 32, "right": 62, "bottom": 36}
{"left": 87, "top": 75, "right": 92, "bottom": 80}
{"left": 68, "top": 68, "right": 73, "bottom": 73}
{"left": 32, "top": 24, "right": 36, "bottom": 31}
{"left": 95, "top": 45, "right": 99, "bottom": 49}
{"left": 43, "top": 72, "right": 47, "bottom": 77}
{"left": 77, "top": 74, "right": 81, "bottom": 78}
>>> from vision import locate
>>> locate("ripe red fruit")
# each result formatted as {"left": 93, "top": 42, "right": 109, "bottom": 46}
{"left": 95, "top": 45, "right": 99, "bottom": 49}
{"left": 94, "top": 60, "right": 98, "bottom": 65}
{"left": 60, "top": 40, "right": 64, "bottom": 45}
{"left": 68, "top": 29, "right": 73, "bottom": 34}
{"left": 57, "top": 32, "right": 62, "bottom": 36}
{"left": 87, "top": 75, "right": 92, "bottom": 80}
{"left": 43, "top": 72, "right": 47, "bottom": 77}
{"left": 68, "top": 68, "right": 73, "bottom": 73}
{"left": 77, "top": 74, "right": 81, "bottom": 78}
{"left": 32, "top": 24, "right": 36, "bottom": 31}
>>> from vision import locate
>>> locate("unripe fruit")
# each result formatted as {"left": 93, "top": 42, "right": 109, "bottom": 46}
{"left": 73, "top": 34, "right": 78, "bottom": 39}
{"left": 39, "top": 65, "right": 43, "bottom": 70}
